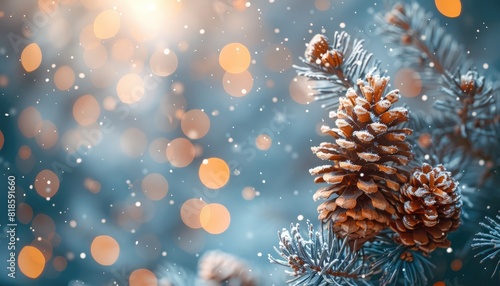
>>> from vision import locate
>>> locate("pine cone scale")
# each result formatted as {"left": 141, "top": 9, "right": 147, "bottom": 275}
{"left": 356, "top": 179, "right": 378, "bottom": 193}
{"left": 336, "top": 188, "right": 363, "bottom": 208}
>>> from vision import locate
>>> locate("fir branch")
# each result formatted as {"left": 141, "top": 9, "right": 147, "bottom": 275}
{"left": 268, "top": 221, "right": 372, "bottom": 286}
{"left": 366, "top": 231, "right": 436, "bottom": 286}
{"left": 472, "top": 215, "right": 500, "bottom": 277}
{"left": 408, "top": 110, "right": 499, "bottom": 187}
{"left": 376, "top": 1, "right": 468, "bottom": 80}
{"left": 295, "top": 31, "right": 381, "bottom": 109}
{"left": 436, "top": 70, "right": 497, "bottom": 139}
{"left": 155, "top": 262, "right": 196, "bottom": 286}
{"left": 377, "top": 2, "right": 499, "bottom": 158}
{"left": 406, "top": 112, "right": 471, "bottom": 179}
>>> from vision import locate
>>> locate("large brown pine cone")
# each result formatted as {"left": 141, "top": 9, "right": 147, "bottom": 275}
{"left": 311, "top": 74, "right": 413, "bottom": 242}
{"left": 391, "top": 163, "right": 462, "bottom": 254}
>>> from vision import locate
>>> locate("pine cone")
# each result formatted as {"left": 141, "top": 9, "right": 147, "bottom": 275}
{"left": 391, "top": 163, "right": 462, "bottom": 254}
{"left": 311, "top": 74, "right": 413, "bottom": 242}
{"left": 385, "top": 4, "right": 410, "bottom": 30}
{"left": 460, "top": 70, "right": 485, "bottom": 98}
{"left": 198, "top": 250, "right": 257, "bottom": 286}
{"left": 305, "top": 34, "right": 344, "bottom": 72}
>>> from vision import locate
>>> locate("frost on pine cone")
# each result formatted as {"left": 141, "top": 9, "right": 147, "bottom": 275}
{"left": 310, "top": 74, "right": 413, "bottom": 242}
{"left": 304, "top": 34, "right": 344, "bottom": 72}
{"left": 391, "top": 163, "right": 462, "bottom": 254}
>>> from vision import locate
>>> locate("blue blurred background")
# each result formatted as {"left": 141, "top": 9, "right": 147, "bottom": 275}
{"left": 1, "top": 0, "right": 499, "bottom": 285}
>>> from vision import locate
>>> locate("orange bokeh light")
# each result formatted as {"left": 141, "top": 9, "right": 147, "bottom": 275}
{"left": 0, "top": 130, "right": 3, "bottom": 150}
{"left": 255, "top": 134, "right": 272, "bottom": 150}
{"left": 0, "top": 74, "right": 8, "bottom": 87}
{"left": 35, "top": 120, "right": 58, "bottom": 149}
{"left": 73, "top": 94, "right": 100, "bottom": 126}
{"left": 219, "top": 43, "right": 251, "bottom": 74}
{"left": 31, "top": 237, "right": 53, "bottom": 262}
{"left": 242, "top": 186, "right": 256, "bottom": 200}
{"left": 117, "top": 73, "right": 145, "bottom": 104}
{"left": 148, "top": 137, "right": 169, "bottom": 163}
{"left": 222, "top": 70, "right": 254, "bottom": 97}
{"left": 61, "top": 129, "right": 84, "bottom": 154}
{"left": 180, "top": 198, "right": 207, "bottom": 229}
{"left": 451, "top": 259, "right": 463, "bottom": 271}
{"left": 150, "top": 48, "right": 178, "bottom": 77}
{"left": 21, "top": 43, "right": 42, "bottom": 72}
{"left": 289, "top": 76, "right": 313, "bottom": 105}
{"left": 103, "top": 96, "right": 118, "bottom": 111}
{"left": 314, "top": 0, "right": 331, "bottom": 11}
{"left": 80, "top": 0, "right": 109, "bottom": 10}
{"left": 34, "top": 169, "right": 60, "bottom": 198}
{"left": 199, "top": 158, "right": 230, "bottom": 189}
{"left": 232, "top": 0, "right": 248, "bottom": 11}
{"left": 17, "top": 203, "right": 34, "bottom": 224}
{"left": 129, "top": 268, "right": 157, "bottom": 286}
{"left": 141, "top": 173, "right": 169, "bottom": 201}
{"left": 394, "top": 68, "right": 422, "bottom": 98}
{"left": 84, "top": 178, "right": 101, "bottom": 194}
{"left": 18, "top": 246, "right": 45, "bottom": 279}
{"left": 54, "top": 65, "right": 75, "bottom": 91}
{"left": 91, "top": 235, "right": 120, "bottom": 266}
{"left": 52, "top": 256, "right": 67, "bottom": 272}
{"left": 94, "top": 9, "right": 120, "bottom": 39}
{"left": 200, "top": 203, "right": 231, "bottom": 234}
{"left": 32, "top": 213, "right": 56, "bottom": 239}
{"left": 80, "top": 25, "right": 100, "bottom": 49}
{"left": 112, "top": 38, "right": 135, "bottom": 61}
{"left": 38, "top": 0, "right": 59, "bottom": 14}
{"left": 18, "top": 106, "right": 43, "bottom": 138}
{"left": 166, "top": 138, "right": 195, "bottom": 168}
{"left": 181, "top": 109, "right": 210, "bottom": 140}
{"left": 435, "top": 0, "right": 461, "bottom": 18}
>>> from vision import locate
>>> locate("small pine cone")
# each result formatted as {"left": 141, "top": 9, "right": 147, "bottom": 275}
{"left": 305, "top": 34, "right": 344, "bottom": 71}
{"left": 385, "top": 4, "right": 410, "bottom": 30}
{"left": 460, "top": 70, "right": 484, "bottom": 96}
{"left": 393, "top": 3, "right": 406, "bottom": 15}
{"left": 391, "top": 163, "right": 462, "bottom": 254}
{"left": 311, "top": 74, "right": 413, "bottom": 242}
{"left": 198, "top": 250, "right": 257, "bottom": 286}
{"left": 305, "top": 34, "right": 330, "bottom": 64}
{"left": 321, "top": 49, "right": 344, "bottom": 70}
{"left": 400, "top": 33, "right": 412, "bottom": 45}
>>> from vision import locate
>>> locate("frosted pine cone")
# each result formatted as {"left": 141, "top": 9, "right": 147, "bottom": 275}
{"left": 460, "top": 70, "right": 485, "bottom": 96}
{"left": 198, "top": 250, "right": 256, "bottom": 286}
{"left": 391, "top": 163, "right": 462, "bottom": 254}
{"left": 311, "top": 74, "right": 413, "bottom": 242}
{"left": 304, "top": 34, "right": 344, "bottom": 72}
